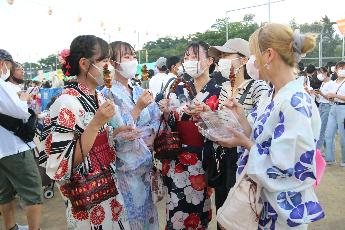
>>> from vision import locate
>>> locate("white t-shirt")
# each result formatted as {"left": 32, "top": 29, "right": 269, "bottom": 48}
{"left": 0, "top": 80, "right": 35, "bottom": 158}
{"left": 327, "top": 78, "right": 345, "bottom": 103}
{"left": 149, "top": 72, "right": 168, "bottom": 97}
{"left": 318, "top": 81, "right": 333, "bottom": 104}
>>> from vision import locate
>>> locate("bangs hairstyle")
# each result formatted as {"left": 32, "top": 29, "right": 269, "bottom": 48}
{"left": 184, "top": 41, "right": 210, "bottom": 61}
{"left": 249, "top": 23, "right": 316, "bottom": 70}
{"left": 110, "top": 41, "right": 136, "bottom": 62}
{"left": 336, "top": 61, "right": 345, "bottom": 69}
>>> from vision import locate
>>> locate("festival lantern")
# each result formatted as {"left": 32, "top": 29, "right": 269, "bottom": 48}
{"left": 48, "top": 6, "right": 52, "bottom": 15}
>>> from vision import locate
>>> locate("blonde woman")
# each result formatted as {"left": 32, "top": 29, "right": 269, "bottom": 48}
{"left": 218, "top": 24, "right": 325, "bottom": 229}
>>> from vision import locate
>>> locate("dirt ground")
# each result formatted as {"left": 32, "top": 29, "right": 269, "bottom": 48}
{"left": 1, "top": 145, "right": 344, "bottom": 230}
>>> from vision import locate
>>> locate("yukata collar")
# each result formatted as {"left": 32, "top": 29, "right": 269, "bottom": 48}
{"left": 76, "top": 82, "right": 95, "bottom": 96}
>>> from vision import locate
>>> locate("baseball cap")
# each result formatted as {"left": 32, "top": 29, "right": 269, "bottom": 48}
{"left": 0, "top": 49, "right": 13, "bottom": 62}
{"left": 209, "top": 38, "right": 250, "bottom": 58}
{"left": 156, "top": 57, "right": 167, "bottom": 68}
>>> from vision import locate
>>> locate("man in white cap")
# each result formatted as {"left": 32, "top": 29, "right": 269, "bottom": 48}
{"left": 0, "top": 49, "right": 42, "bottom": 230}
{"left": 149, "top": 57, "right": 168, "bottom": 98}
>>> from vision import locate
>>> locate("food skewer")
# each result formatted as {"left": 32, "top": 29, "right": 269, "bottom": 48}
{"left": 103, "top": 63, "right": 113, "bottom": 100}
{"left": 229, "top": 64, "right": 235, "bottom": 97}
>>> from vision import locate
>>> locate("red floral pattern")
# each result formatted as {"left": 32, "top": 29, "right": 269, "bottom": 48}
{"left": 189, "top": 174, "right": 206, "bottom": 191}
{"left": 64, "top": 88, "right": 80, "bottom": 97}
{"left": 90, "top": 205, "right": 105, "bottom": 226}
{"left": 178, "top": 152, "right": 198, "bottom": 166}
{"left": 174, "top": 163, "right": 184, "bottom": 173}
{"left": 71, "top": 208, "right": 89, "bottom": 221}
{"left": 205, "top": 95, "right": 219, "bottom": 111}
{"left": 184, "top": 213, "right": 201, "bottom": 229}
{"left": 43, "top": 115, "right": 51, "bottom": 126}
{"left": 110, "top": 199, "right": 123, "bottom": 221}
{"left": 54, "top": 159, "right": 68, "bottom": 180}
{"left": 162, "top": 160, "right": 171, "bottom": 176}
{"left": 59, "top": 183, "right": 69, "bottom": 197}
{"left": 58, "top": 107, "right": 76, "bottom": 129}
{"left": 45, "top": 133, "right": 52, "bottom": 156}
{"left": 78, "top": 108, "right": 85, "bottom": 118}
{"left": 78, "top": 83, "right": 90, "bottom": 95}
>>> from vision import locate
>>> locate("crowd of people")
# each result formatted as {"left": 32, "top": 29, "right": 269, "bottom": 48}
{"left": 1, "top": 22, "right": 344, "bottom": 230}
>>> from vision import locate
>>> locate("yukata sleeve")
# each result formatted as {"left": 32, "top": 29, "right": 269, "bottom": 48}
{"left": 247, "top": 94, "right": 320, "bottom": 192}
{"left": 147, "top": 102, "right": 161, "bottom": 134}
{"left": 45, "top": 95, "right": 83, "bottom": 182}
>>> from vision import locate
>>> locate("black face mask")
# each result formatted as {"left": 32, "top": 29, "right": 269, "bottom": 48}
{"left": 10, "top": 76, "right": 24, "bottom": 84}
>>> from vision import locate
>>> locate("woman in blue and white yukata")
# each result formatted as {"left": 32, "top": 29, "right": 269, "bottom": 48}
{"left": 217, "top": 23, "right": 325, "bottom": 229}
{"left": 102, "top": 41, "right": 160, "bottom": 230}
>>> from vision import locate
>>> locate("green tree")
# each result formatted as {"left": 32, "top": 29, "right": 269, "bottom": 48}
{"left": 22, "top": 62, "right": 40, "bottom": 79}
{"left": 38, "top": 54, "right": 60, "bottom": 70}
{"left": 142, "top": 14, "right": 259, "bottom": 63}
{"left": 290, "top": 16, "right": 342, "bottom": 66}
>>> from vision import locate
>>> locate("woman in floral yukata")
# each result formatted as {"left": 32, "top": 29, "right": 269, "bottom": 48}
{"left": 159, "top": 41, "right": 222, "bottom": 230}
{"left": 217, "top": 23, "right": 325, "bottom": 229}
{"left": 102, "top": 41, "right": 160, "bottom": 230}
{"left": 41, "top": 35, "right": 130, "bottom": 229}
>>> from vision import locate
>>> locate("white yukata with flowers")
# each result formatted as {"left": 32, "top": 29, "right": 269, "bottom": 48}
{"left": 237, "top": 77, "right": 325, "bottom": 229}
{"left": 41, "top": 82, "right": 130, "bottom": 230}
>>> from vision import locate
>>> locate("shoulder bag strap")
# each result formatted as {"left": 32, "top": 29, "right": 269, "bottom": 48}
{"left": 161, "top": 77, "right": 177, "bottom": 95}
{"left": 336, "top": 79, "right": 345, "bottom": 95}
{"left": 238, "top": 80, "right": 255, "bottom": 105}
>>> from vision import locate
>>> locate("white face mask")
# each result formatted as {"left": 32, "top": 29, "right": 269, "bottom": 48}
{"left": 118, "top": 60, "right": 138, "bottom": 79}
{"left": 218, "top": 59, "right": 231, "bottom": 78}
{"left": 218, "top": 58, "right": 241, "bottom": 78}
{"left": 177, "top": 66, "right": 184, "bottom": 77}
{"left": 1, "top": 63, "right": 10, "bottom": 81}
{"left": 88, "top": 63, "right": 104, "bottom": 86}
{"left": 246, "top": 55, "right": 260, "bottom": 80}
{"left": 317, "top": 74, "right": 325, "bottom": 81}
{"left": 338, "top": 69, "right": 345, "bottom": 77}
{"left": 183, "top": 60, "right": 205, "bottom": 79}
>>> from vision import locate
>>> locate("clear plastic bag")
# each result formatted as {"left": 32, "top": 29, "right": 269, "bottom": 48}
{"left": 168, "top": 93, "right": 193, "bottom": 112}
{"left": 197, "top": 109, "right": 243, "bottom": 141}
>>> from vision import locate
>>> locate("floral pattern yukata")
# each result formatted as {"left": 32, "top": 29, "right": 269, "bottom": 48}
{"left": 41, "top": 82, "right": 130, "bottom": 230}
{"left": 102, "top": 81, "right": 161, "bottom": 230}
{"left": 238, "top": 78, "right": 325, "bottom": 229}
{"left": 162, "top": 78, "right": 221, "bottom": 230}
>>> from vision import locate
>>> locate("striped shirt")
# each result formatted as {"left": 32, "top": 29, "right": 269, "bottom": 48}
{"left": 219, "top": 79, "right": 271, "bottom": 114}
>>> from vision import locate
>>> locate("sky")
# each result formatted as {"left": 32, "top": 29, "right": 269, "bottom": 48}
{"left": 0, "top": 0, "right": 344, "bottom": 63}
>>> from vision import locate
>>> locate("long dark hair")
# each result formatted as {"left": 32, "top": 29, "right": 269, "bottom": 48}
{"left": 237, "top": 53, "right": 251, "bottom": 80}
{"left": 62, "top": 35, "right": 110, "bottom": 76}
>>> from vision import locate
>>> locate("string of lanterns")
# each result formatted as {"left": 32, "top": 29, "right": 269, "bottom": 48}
{"left": 5, "top": 0, "right": 162, "bottom": 38}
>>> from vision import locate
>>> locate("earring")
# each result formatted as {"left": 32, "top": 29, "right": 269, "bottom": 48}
{"left": 264, "top": 63, "right": 270, "bottom": 70}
